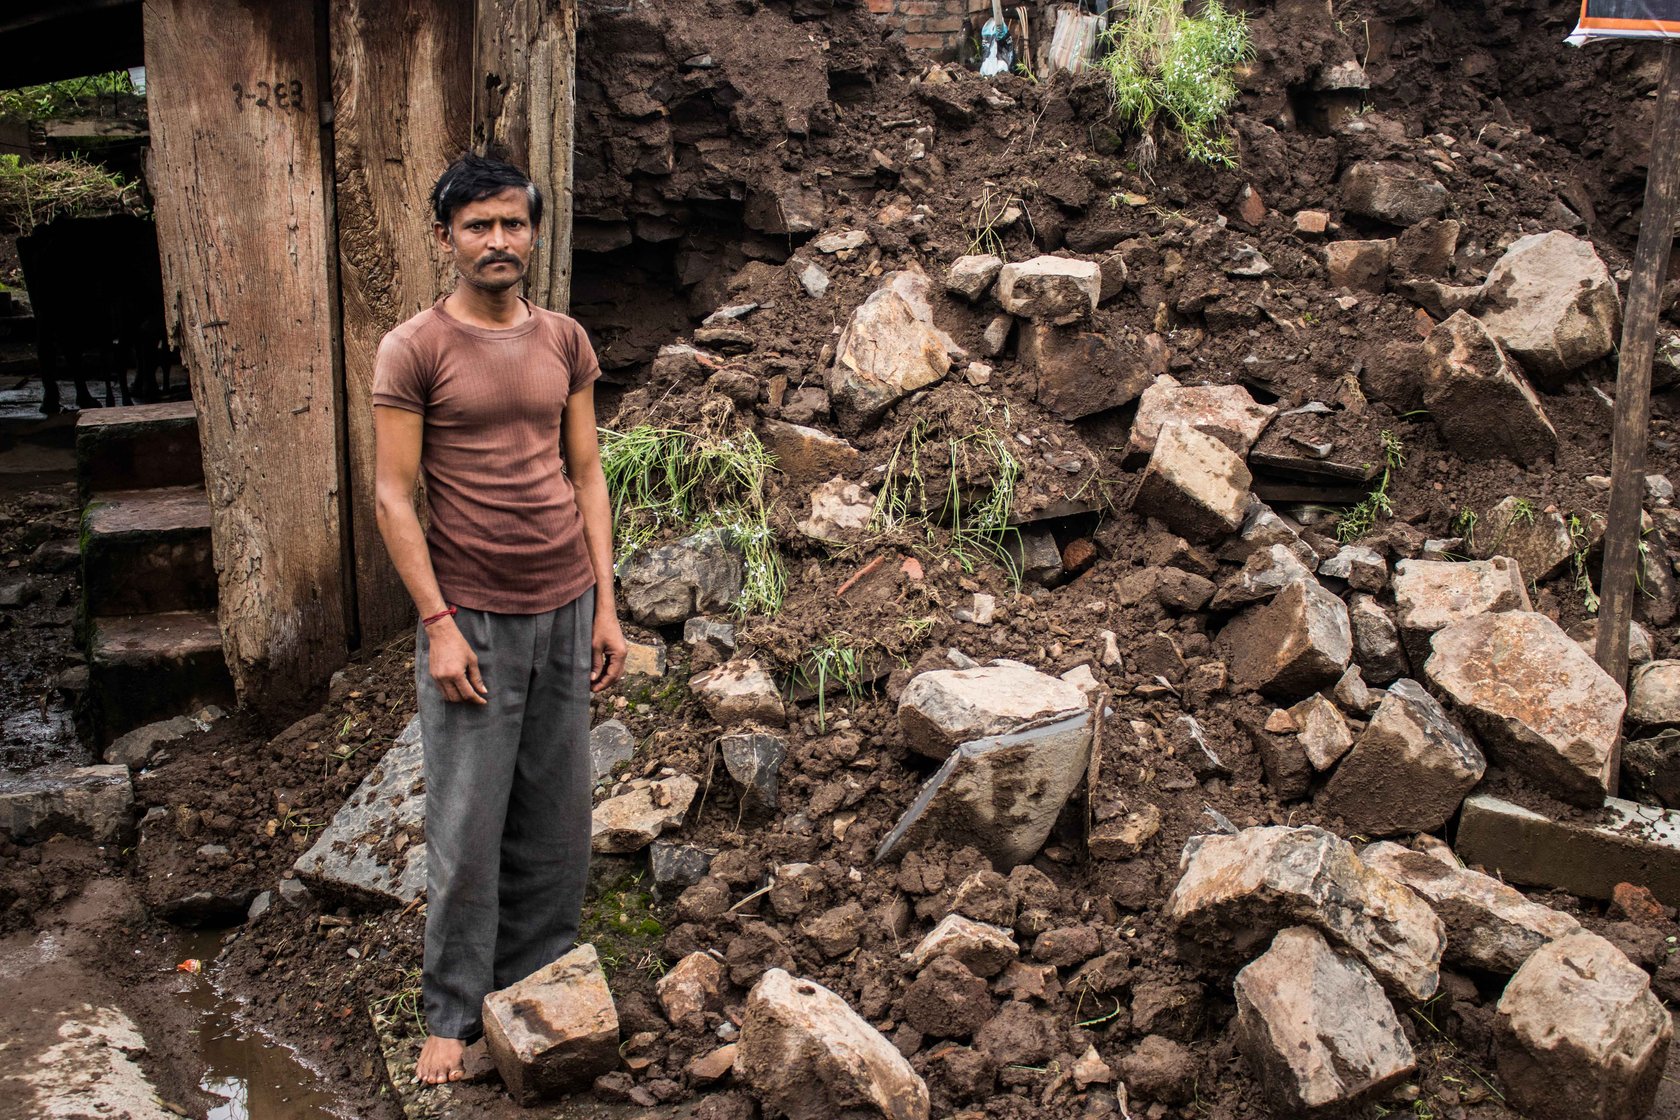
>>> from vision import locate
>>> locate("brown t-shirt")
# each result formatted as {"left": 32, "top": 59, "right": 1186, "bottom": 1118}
{"left": 372, "top": 297, "right": 602, "bottom": 614}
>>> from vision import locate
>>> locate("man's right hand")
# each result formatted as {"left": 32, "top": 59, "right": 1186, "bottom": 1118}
{"left": 428, "top": 619, "right": 488, "bottom": 704}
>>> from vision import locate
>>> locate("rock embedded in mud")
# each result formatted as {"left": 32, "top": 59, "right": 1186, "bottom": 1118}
{"left": 801, "top": 901, "right": 864, "bottom": 958}
{"left": 1209, "top": 542, "right": 1315, "bottom": 609}
{"left": 876, "top": 711, "right": 1092, "bottom": 870}
{"left": 1130, "top": 421, "right": 1254, "bottom": 544}
{"left": 951, "top": 870, "right": 1015, "bottom": 926}
{"left": 1360, "top": 841, "right": 1579, "bottom": 974}
{"left": 904, "top": 956, "right": 993, "bottom": 1038}
{"left": 1167, "top": 825, "right": 1444, "bottom": 1001}
{"left": 1495, "top": 931, "right": 1672, "bottom": 1120}
{"left": 590, "top": 775, "right": 699, "bottom": 854}
{"left": 589, "top": 719, "right": 635, "bottom": 781}
{"left": 1122, "top": 374, "right": 1278, "bottom": 465}
{"left": 1349, "top": 593, "right": 1409, "bottom": 684}
{"left": 1390, "top": 556, "right": 1530, "bottom": 666}
{"left": 690, "top": 659, "right": 786, "bottom": 727}
{"left": 1628, "top": 660, "right": 1680, "bottom": 729}
{"left": 796, "top": 476, "right": 873, "bottom": 543}
{"left": 657, "top": 951, "right": 727, "bottom": 1024}
{"left": 994, "top": 256, "right": 1100, "bottom": 324}
{"left": 1340, "top": 161, "right": 1449, "bottom": 225}
{"left": 0, "top": 763, "right": 133, "bottom": 843}
{"left": 1422, "top": 310, "right": 1557, "bottom": 464}
{"left": 1088, "top": 805, "right": 1162, "bottom": 861}
{"left": 1324, "top": 238, "right": 1395, "bottom": 293}
{"left": 620, "top": 528, "right": 744, "bottom": 626}
{"left": 1321, "top": 679, "right": 1484, "bottom": 836}
{"left": 1475, "top": 230, "right": 1620, "bottom": 389}
{"left": 1286, "top": 693, "right": 1354, "bottom": 771}
{"left": 650, "top": 839, "right": 712, "bottom": 889}
{"left": 1471, "top": 496, "right": 1574, "bottom": 581}
{"left": 1128, "top": 979, "right": 1206, "bottom": 1041}
{"left": 945, "top": 253, "right": 1003, "bottom": 301}
{"left": 483, "top": 943, "right": 620, "bottom": 1105}
{"left": 1425, "top": 611, "right": 1624, "bottom": 807}
{"left": 735, "top": 969, "right": 930, "bottom": 1120}
{"left": 104, "top": 713, "right": 199, "bottom": 768}
{"left": 827, "top": 269, "right": 959, "bottom": 432}
{"left": 897, "top": 662, "right": 1088, "bottom": 760}
{"left": 1233, "top": 926, "right": 1417, "bottom": 1115}
{"left": 1119, "top": 1036, "right": 1197, "bottom": 1105}
{"left": 974, "top": 1001, "right": 1061, "bottom": 1069}
{"left": 293, "top": 717, "right": 425, "bottom": 907}
{"left": 909, "top": 914, "right": 1019, "bottom": 977}
{"left": 1219, "top": 578, "right": 1352, "bottom": 699}
{"left": 1017, "top": 320, "right": 1157, "bottom": 420}
{"left": 757, "top": 419, "right": 861, "bottom": 489}
{"left": 720, "top": 731, "right": 787, "bottom": 810}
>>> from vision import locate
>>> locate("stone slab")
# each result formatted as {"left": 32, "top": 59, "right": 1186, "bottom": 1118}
{"left": 293, "top": 717, "right": 426, "bottom": 908}
{"left": 1456, "top": 793, "right": 1680, "bottom": 908}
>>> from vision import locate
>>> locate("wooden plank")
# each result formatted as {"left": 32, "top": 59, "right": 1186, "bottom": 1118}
{"left": 473, "top": 0, "right": 578, "bottom": 312}
{"left": 1597, "top": 42, "right": 1680, "bottom": 712}
{"left": 330, "top": 0, "right": 472, "bottom": 645}
{"left": 143, "top": 0, "right": 346, "bottom": 704}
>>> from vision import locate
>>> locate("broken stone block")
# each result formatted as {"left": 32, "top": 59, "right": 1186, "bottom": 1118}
{"left": 1220, "top": 579, "right": 1352, "bottom": 699}
{"left": 1089, "top": 804, "right": 1163, "bottom": 860}
{"left": 1467, "top": 497, "right": 1574, "bottom": 582}
{"left": 621, "top": 529, "right": 744, "bottom": 626}
{"left": 794, "top": 256, "right": 831, "bottom": 298}
{"left": 1347, "top": 597, "right": 1407, "bottom": 688}
{"left": 721, "top": 731, "right": 787, "bottom": 811}
{"left": 1569, "top": 618, "right": 1653, "bottom": 667}
{"left": 946, "top": 253, "right": 1004, "bottom": 301}
{"left": 1122, "top": 375, "right": 1278, "bottom": 465}
{"left": 1248, "top": 715, "right": 1313, "bottom": 800}
{"left": 649, "top": 840, "right": 712, "bottom": 890}
{"left": 898, "top": 663, "right": 1089, "bottom": 760}
{"left": 1167, "top": 825, "right": 1444, "bottom": 1000}
{"left": 1009, "top": 528, "right": 1065, "bottom": 585}
{"left": 1496, "top": 931, "right": 1671, "bottom": 1120}
{"left": 1456, "top": 793, "right": 1680, "bottom": 907}
{"left": 995, "top": 256, "right": 1101, "bottom": 324}
{"left": 105, "top": 714, "right": 200, "bottom": 768}
{"left": 1316, "top": 544, "right": 1386, "bottom": 592}
{"left": 684, "top": 617, "right": 738, "bottom": 659}
{"left": 589, "top": 719, "right": 635, "bottom": 782}
{"left": 1234, "top": 927, "right": 1416, "bottom": 1114}
{"left": 621, "top": 635, "right": 666, "bottom": 679}
{"left": 657, "top": 951, "right": 727, "bottom": 1023}
{"left": 1629, "top": 660, "right": 1680, "bottom": 729}
{"left": 1332, "top": 665, "right": 1376, "bottom": 715}
{"left": 909, "top": 914, "right": 1019, "bottom": 977}
{"left": 1324, "top": 238, "right": 1395, "bottom": 293}
{"left": 1476, "top": 231, "right": 1620, "bottom": 390}
{"left": 1322, "top": 680, "right": 1485, "bottom": 836}
{"left": 1360, "top": 841, "right": 1579, "bottom": 974}
{"left": 1287, "top": 693, "right": 1354, "bottom": 771}
{"left": 1340, "top": 161, "right": 1449, "bottom": 225}
{"left": 877, "top": 712, "right": 1092, "bottom": 870}
{"left": 979, "top": 314, "right": 1013, "bottom": 357}
{"left": 1422, "top": 310, "right": 1557, "bottom": 464}
{"left": 759, "top": 419, "right": 861, "bottom": 489}
{"left": 1426, "top": 611, "right": 1624, "bottom": 807}
{"left": 293, "top": 718, "right": 424, "bottom": 907}
{"left": 1210, "top": 543, "right": 1315, "bottom": 609}
{"left": 736, "top": 969, "right": 930, "bottom": 1120}
{"left": 1130, "top": 421, "right": 1253, "bottom": 544}
{"left": 1017, "top": 321, "right": 1157, "bottom": 420}
{"left": 827, "top": 269, "right": 959, "bottom": 431}
{"left": 813, "top": 229, "right": 870, "bottom": 254}
{"left": 590, "top": 775, "right": 699, "bottom": 854}
{"left": 484, "top": 944, "right": 620, "bottom": 1105}
{"left": 1391, "top": 556, "right": 1530, "bottom": 665}
{"left": 690, "top": 659, "right": 786, "bottom": 727}
{"left": 0, "top": 763, "right": 132, "bottom": 843}
{"left": 797, "top": 477, "right": 874, "bottom": 543}
{"left": 1218, "top": 504, "right": 1320, "bottom": 570}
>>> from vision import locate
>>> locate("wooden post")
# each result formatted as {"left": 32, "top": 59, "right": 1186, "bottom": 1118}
{"left": 1597, "top": 42, "right": 1680, "bottom": 706}
{"left": 330, "top": 0, "right": 472, "bottom": 644}
{"left": 144, "top": 0, "right": 347, "bottom": 704}
{"left": 473, "top": 0, "right": 578, "bottom": 312}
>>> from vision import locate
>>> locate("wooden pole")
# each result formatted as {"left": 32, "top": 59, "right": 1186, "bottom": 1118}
{"left": 1597, "top": 41, "right": 1680, "bottom": 709}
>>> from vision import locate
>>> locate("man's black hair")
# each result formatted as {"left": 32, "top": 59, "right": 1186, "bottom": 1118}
{"left": 431, "top": 153, "right": 543, "bottom": 229}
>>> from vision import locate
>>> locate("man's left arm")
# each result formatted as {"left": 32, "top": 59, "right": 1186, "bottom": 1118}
{"left": 563, "top": 383, "right": 627, "bottom": 692}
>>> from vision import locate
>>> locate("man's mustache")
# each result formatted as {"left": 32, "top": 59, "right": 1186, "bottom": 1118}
{"left": 477, "top": 253, "right": 522, "bottom": 269}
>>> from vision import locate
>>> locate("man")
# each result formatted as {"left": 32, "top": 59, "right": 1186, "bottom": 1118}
{"left": 372, "top": 153, "right": 626, "bottom": 1085}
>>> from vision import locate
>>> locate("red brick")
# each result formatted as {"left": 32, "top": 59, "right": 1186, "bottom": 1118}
{"left": 866, "top": 0, "right": 893, "bottom": 13}
{"left": 902, "top": 31, "right": 947, "bottom": 49}
{"left": 902, "top": 0, "right": 939, "bottom": 14}
{"left": 925, "top": 15, "right": 965, "bottom": 32}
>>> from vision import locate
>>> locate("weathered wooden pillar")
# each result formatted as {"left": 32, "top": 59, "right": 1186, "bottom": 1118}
{"left": 474, "top": 0, "right": 579, "bottom": 311}
{"left": 330, "top": 0, "right": 473, "bottom": 644}
{"left": 144, "top": 0, "right": 347, "bottom": 703}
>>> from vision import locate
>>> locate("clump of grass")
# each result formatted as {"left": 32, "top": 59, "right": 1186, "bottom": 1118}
{"left": 599, "top": 425, "right": 785, "bottom": 615}
{"left": 0, "top": 155, "right": 145, "bottom": 236}
{"left": 790, "top": 633, "right": 873, "bottom": 732}
{"left": 580, "top": 868, "right": 666, "bottom": 981}
{"left": 872, "top": 418, "right": 1023, "bottom": 583}
{"left": 1096, "top": 0, "right": 1253, "bottom": 169}
{"left": 0, "top": 71, "right": 137, "bottom": 125}
{"left": 1452, "top": 507, "right": 1479, "bottom": 553}
{"left": 369, "top": 969, "right": 426, "bottom": 1039}
{"left": 1337, "top": 429, "right": 1405, "bottom": 543}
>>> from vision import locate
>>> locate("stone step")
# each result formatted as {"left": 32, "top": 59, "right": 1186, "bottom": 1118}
{"left": 87, "top": 610, "right": 231, "bottom": 744}
{"left": 82, "top": 486, "right": 215, "bottom": 615}
{"left": 75, "top": 400, "right": 202, "bottom": 498}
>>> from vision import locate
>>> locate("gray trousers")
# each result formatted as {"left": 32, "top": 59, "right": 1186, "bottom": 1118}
{"left": 416, "top": 591, "right": 595, "bottom": 1040}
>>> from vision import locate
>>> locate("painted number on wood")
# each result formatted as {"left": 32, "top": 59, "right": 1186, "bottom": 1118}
{"left": 232, "top": 80, "right": 305, "bottom": 113}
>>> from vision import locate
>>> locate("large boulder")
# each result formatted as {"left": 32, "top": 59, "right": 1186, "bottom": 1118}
{"left": 1423, "top": 311, "right": 1557, "bottom": 464}
{"left": 1122, "top": 375, "right": 1277, "bottom": 465}
{"left": 897, "top": 663, "right": 1089, "bottom": 760}
{"left": 1390, "top": 556, "right": 1530, "bottom": 665}
{"left": 736, "top": 969, "right": 930, "bottom": 1120}
{"left": 1219, "top": 579, "right": 1352, "bottom": 699}
{"left": 483, "top": 944, "right": 620, "bottom": 1105}
{"left": 1476, "top": 231, "right": 1620, "bottom": 390}
{"left": 620, "top": 529, "right": 744, "bottom": 626}
{"left": 1167, "top": 825, "right": 1444, "bottom": 1001}
{"left": 1471, "top": 496, "right": 1575, "bottom": 581}
{"left": 1341, "top": 162, "right": 1449, "bottom": 225}
{"left": 995, "top": 256, "right": 1101, "bottom": 324}
{"left": 0, "top": 764, "right": 132, "bottom": 844}
{"left": 1234, "top": 927, "right": 1416, "bottom": 1114}
{"left": 1425, "top": 611, "right": 1625, "bottom": 807}
{"left": 1130, "top": 421, "right": 1254, "bottom": 544}
{"left": 293, "top": 718, "right": 424, "bottom": 907}
{"left": 827, "top": 270, "right": 959, "bottom": 431}
{"left": 1495, "top": 931, "right": 1672, "bottom": 1120}
{"left": 1321, "top": 679, "right": 1485, "bottom": 836}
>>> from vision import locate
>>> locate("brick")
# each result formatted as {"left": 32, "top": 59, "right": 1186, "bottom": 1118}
{"left": 925, "top": 15, "right": 966, "bottom": 32}
{"left": 1456, "top": 794, "right": 1680, "bottom": 908}
{"left": 867, "top": 0, "right": 893, "bottom": 12}
{"left": 902, "top": 0, "right": 939, "bottom": 14}
{"left": 902, "top": 32, "right": 947, "bottom": 49}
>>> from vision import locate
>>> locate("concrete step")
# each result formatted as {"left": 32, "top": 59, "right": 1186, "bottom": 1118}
{"left": 87, "top": 611, "right": 231, "bottom": 744}
{"left": 82, "top": 486, "right": 215, "bottom": 615}
{"left": 75, "top": 400, "right": 202, "bottom": 498}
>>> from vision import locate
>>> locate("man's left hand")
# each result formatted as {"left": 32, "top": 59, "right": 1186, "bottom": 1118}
{"left": 591, "top": 609, "right": 628, "bottom": 693}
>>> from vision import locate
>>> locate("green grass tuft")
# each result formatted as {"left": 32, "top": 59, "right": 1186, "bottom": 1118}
{"left": 871, "top": 418, "right": 1023, "bottom": 584}
{"left": 1336, "top": 429, "right": 1405, "bottom": 543}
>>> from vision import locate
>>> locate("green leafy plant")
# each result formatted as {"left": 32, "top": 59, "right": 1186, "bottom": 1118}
{"left": 1452, "top": 507, "right": 1478, "bottom": 553}
{"left": 1337, "top": 429, "right": 1404, "bottom": 543}
{"left": 789, "top": 633, "right": 874, "bottom": 732}
{"left": 0, "top": 154, "right": 145, "bottom": 236}
{"left": 871, "top": 418, "right": 1022, "bottom": 583}
{"left": 1507, "top": 497, "right": 1536, "bottom": 527}
{"left": 1095, "top": 0, "right": 1253, "bottom": 169}
{"left": 0, "top": 71, "right": 137, "bottom": 125}
{"left": 1569, "top": 512, "right": 1601, "bottom": 613}
{"left": 599, "top": 425, "right": 785, "bottom": 615}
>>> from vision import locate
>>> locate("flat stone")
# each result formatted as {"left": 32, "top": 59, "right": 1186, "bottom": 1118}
{"left": 590, "top": 719, "right": 635, "bottom": 782}
{"left": 759, "top": 420, "right": 861, "bottom": 489}
{"left": 995, "top": 256, "right": 1101, "bottom": 324}
{"left": 1456, "top": 793, "right": 1680, "bottom": 908}
{"left": 1089, "top": 804, "right": 1163, "bottom": 860}
{"left": 908, "top": 914, "right": 1019, "bottom": 977}
{"left": 877, "top": 711, "right": 1093, "bottom": 870}
{"left": 688, "top": 1044, "right": 739, "bottom": 1085}
{"left": 691, "top": 659, "right": 786, "bottom": 727}
{"left": 1496, "top": 931, "right": 1671, "bottom": 1120}
{"left": 0, "top": 764, "right": 132, "bottom": 843}
{"left": 1130, "top": 421, "right": 1253, "bottom": 544}
{"left": 721, "top": 731, "right": 787, "bottom": 810}
{"left": 736, "top": 969, "right": 929, "bottom": 1120}
{"left": 1361, "top": 841, "right": 1579, "bottom": 973}
{"left": 1167, "top": 825, "right": 1444, "bottom": 1001}
{"left": 105, "top": 714, "right": 199, "bottom": 768}
{"left": 1322, "top": 680, "right": 1485, "bottom": 836}
{"left": 621, "top": 529, "right": 744, "bottom": 626}
{"left": 946, "top": 253, "right": 1003, "bottom": 301}
{"left": 1317, "top": 545, "right": 1386, "bottom": 592}
{"left": 1391, "top": 557, "right": 1530, "bottom": 666}
{"left": 1426, "top": 611, "right": 1624, "bottom": 807}
{"left": 1476, "top": 231, "right": 1620, "bottom": 390}
{"left": 657, "top": 951, "right": 727, "bottom": 1023}
{"left": 621, "top": 635, "right": 666, "bottom": 680}
{"left": 812, "top": 229, "right": 870, "bottom": 254}
{"left": 1341, "top": 161, "right": 1448, "bottom": 225}
{"left": 1235, "top": 926, "right": 1416, "bottom": 1114}
{"left": 1629, "top": 660, "right": 1680, "bottom": 729}
{"left": 1423, "top": 310, "right": 1556, "bottom": 464}
{"left": 1471, "top": 497, "right": 1574, "bottom": 581}
{"left": 590, "top": 775, "right": 698, "bottom": 854}
{"left": 1218, "top": 505, "right": 1320, "bottom": 570}
{"left": 483, "top": 944, "right": 621, "bottom": 1106}
{"left": 683, "top": 617, "right": 738, "bottom": 658}
{"left": 293, "top": 718, "right": 425, "bottom": 908}
{"left": 797, "top": 477, "right": 874, "bottom": 542}
{"left": 898, "top": 663, "right": 1089, "bottom": 760}
{"left": 827, "top": 270, "right": 958, "bottom": 431}
{"left": 1324, "top": 238, "right": 1395, "bottom": 293}
{"left": 979, "top": 314, "right": 1013, "bottom": 357}
{"left": 1122, "top": 375, "right": 1277, "bottom": 465}
{"left": 1220, "top": 579, "right": 1352, "bottom": 699}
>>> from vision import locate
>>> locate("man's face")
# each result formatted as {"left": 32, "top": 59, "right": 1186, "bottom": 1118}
{"left": 436, "top": 186, "right": 536, "bottom": 293}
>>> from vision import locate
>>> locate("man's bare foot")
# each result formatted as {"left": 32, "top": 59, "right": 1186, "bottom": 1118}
{"left": 415, "top": 1035, "right": 467, "bottom": 1086}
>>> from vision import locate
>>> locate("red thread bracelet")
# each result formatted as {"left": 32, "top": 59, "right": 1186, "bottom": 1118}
{"left": 421, "top": 605, "right": 457, "bottom": 627}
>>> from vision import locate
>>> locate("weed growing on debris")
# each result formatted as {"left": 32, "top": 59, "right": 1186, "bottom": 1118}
{"left": 1452, "top": 508, "right": 1479, "bottom": 553}
{"left": 1337, "top": 429, "right": 1405, "bottom": 543}
{"left": 0, "top": 155, "right": 146, "bottom": 236}
{"left": 1569, "top": 512, "right": 1601, "bottom": 612}
{"left": 599, "top": 425, "right": 786, "bottom": 614}
{"left": 580, "top": 867, "right": 666, "bottom": 981}
{"left": 1096, "top": 0, "right": 1253, "bottom": 168}
{"left": 368, "top": 969, "right": 425, "bottom": 1040}
{"left": 871, "top": 418, "right": 1023, "bottom": 584}
{"left": 790, "top": 633, "right": 874, "bottom": 732}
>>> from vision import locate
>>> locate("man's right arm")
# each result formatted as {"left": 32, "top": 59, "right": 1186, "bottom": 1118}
{"left": 373, "top": 405, "right": 487, "bottom": 704}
